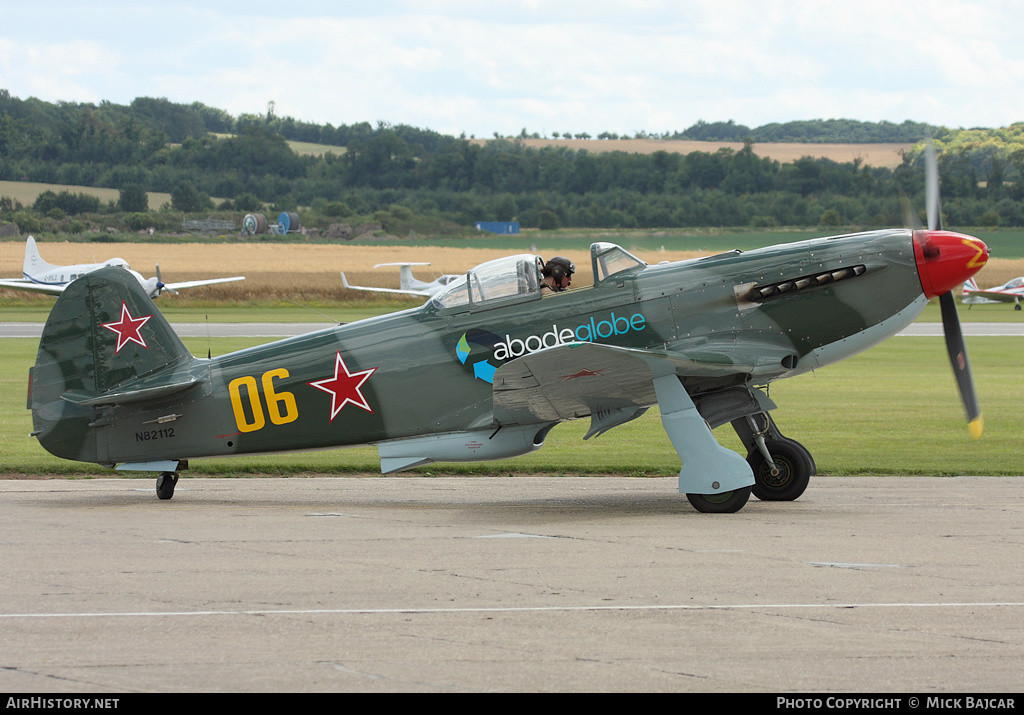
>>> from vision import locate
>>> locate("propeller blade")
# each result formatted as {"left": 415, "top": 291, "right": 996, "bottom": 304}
{"left": 939, "top": 291, "right": 983, "bottom": 438}
{"left": 155, "top": 263, "right": 164, "bottom": 295}
{"left": 899, "top": 189, "right": 923, "bottom": 230}
{"left": 917, "top": 135, "right": 983, "bottom": 438}
{"left": 925, "top": 138, "right": 942, "bottom": 231}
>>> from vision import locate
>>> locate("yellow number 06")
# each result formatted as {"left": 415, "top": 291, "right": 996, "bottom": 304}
{"left": 228, "top": 369, "right": 299, "bottom": 433}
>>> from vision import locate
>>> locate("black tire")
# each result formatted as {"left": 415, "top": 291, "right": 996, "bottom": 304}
{"left": 156, "top": 472, "right": 178, "bottom": 500}
{"left": 747, "top": 438, "right": 813, "bottom": 501}
{"left": 686, "top": 486, "right": 752, "bottom": 513}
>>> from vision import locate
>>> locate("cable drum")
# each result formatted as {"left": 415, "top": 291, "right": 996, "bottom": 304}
{"left": 242, "top": 213, "right": 267, "bottom": 235}
{"left": 277, "top": 212, "right": 300, "bottom": 234}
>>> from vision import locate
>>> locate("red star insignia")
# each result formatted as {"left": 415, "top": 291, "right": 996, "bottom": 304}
{"left": 558, "top": 368, "right": 605, "bottom": 382}
{"left": 308, "top": 351, "right": 377, "bottom": 421}
{"left": 101, "top": 301, "right": 152, "bottom": 354}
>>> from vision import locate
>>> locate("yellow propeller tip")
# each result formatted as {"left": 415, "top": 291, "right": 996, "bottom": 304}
{"left": 969, "top": 415, "right": 983, "bottom": 440}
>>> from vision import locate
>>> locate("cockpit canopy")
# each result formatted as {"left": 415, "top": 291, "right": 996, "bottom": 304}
{"left": 590, "top": 242, "right": 647, "bottom": 284}
{"left": 430, "top": 242, "right": 648, "bottom": 312}
{"left": 431, "top": 254, "right": 541, "bottom": 311}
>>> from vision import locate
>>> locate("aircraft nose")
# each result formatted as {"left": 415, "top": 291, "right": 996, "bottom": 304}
{"left": 913, "top": 230, "right": 989, "bottom": 299}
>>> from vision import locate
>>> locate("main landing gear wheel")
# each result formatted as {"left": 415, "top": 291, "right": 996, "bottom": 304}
{"left": 686, "top": 486, "right": 752, "bottom": 513}
{"left": 747, "top": 438, "right": 813, "bottom": 501}
{"left": 156, "top": 472, "right": 179, "bottom": 500}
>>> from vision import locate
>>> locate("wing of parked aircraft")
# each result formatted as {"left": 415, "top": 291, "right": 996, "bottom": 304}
{"left": 341, "top": 262, "right": 459, "bottom": 298}
{"left": 0, "top": 277, "right": 65, "bottom": 295}
{"left": 962, "top": 277, "right": 1024, "bottom": 309}
{"left": 0, "top": 236, "right": 244, "bottom": 298}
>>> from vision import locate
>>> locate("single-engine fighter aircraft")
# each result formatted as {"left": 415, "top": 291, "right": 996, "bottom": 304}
{"left": 26, "top": 150, "right": 989, "bottom": 512}
{"left": 0, "top": 235, "right": 245, "bottom": 298}
{"left": 962, "top": 276, "right": 1024, "bottom": 310}
{"left": 340, "top": 262, "right": 461, "bottom": 298}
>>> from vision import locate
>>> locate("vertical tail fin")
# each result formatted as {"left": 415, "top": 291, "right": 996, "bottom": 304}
{"left": 30, "top": 267, "right": 196, "bottom": 464}
{"left": 23, "top": 235, "right": 57, "bottom": 277}
{"left": 398, "top": 264, "right": 416, "bottom": 291}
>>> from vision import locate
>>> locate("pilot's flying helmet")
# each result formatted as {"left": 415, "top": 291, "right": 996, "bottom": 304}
{"left": 542, "top": 256, "right": 575, "bottom": 290}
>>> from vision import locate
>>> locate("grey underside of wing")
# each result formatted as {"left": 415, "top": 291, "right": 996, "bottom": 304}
{"left": 491, "top": 341, "right": 744, "bottom": 426}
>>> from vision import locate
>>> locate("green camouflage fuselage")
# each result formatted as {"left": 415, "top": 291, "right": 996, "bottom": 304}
{"left": 30, "top": 230, "right": 923, "bottom": 468}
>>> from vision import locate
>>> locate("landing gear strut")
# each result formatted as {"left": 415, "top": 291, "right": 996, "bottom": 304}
{"left": 732, "top": 413, "right": 815, "bottom": 501}
{"left": 156, "top": 472, "right": 178, "bottom": 500}
{"left": 746, "top": 438, "right": 813, "bottom": 501}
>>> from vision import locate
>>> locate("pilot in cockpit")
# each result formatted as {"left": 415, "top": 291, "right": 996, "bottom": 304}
{"left": 539, "top": 256, "right": 575, "bottom": 293}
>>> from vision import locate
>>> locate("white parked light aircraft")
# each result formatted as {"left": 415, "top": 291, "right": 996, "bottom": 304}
{"left": 0, "top": 236, "right": 245, "bottom": 298}
{"left": 961, "top": 277, "right": 1024, "bottom": 310}
{"left": 340, "top": 262, "right": 460, "bottom": 298}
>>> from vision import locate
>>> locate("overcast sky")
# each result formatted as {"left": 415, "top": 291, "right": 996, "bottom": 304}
{"left": 3, "top": 1, "right": 1023, "bottom": 138}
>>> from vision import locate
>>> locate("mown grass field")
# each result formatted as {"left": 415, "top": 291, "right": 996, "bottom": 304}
{"left": 2, "top": 335, "right": 1021, "bottom": 478}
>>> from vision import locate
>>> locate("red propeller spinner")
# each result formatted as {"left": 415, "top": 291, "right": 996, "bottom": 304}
{"left": 913, "top": 230, "right": 989, "bottom": 299}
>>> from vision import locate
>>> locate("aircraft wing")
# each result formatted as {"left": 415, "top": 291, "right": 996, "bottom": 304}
{"left": 340, "top": 272, "right": 432, "bottom": 297}
{"left": 491, "top": 341, "right": 762, "bottom": 426}
{"left": 964, "top": 288, "right": 1021, "bottom": 303}
{"left": 160, "top": 276, "right": 245, "bottom": 293}
{"left": 0, "top": 279, "right": 65, "bottom": 295}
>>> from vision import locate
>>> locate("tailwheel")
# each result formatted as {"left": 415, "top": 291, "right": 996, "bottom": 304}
{"left": 156, "top": 472, "right": 179, "bottom": 500}
{"left": 686, "top": 486, "right": 752, "bottom": 513}
{"left": 747, "top": 438, "right": 814, "bottom": 501}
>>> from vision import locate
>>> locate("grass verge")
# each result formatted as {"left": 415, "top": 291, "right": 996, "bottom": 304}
{"left": 2, "top": 336, "right": 1020, "bottom": 478}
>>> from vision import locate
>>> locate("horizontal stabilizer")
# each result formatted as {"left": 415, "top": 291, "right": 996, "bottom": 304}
{"left": 61, "top": 376, "right": 202, "bottom": 406}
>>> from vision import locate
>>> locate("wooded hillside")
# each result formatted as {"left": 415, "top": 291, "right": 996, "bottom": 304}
{"left": 2, "top": 91, "right": 1022, "bottom": 232}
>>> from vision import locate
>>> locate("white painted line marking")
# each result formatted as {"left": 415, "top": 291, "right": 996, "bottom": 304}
{"left": 3, "top": 602, "right": 1024, "bottom": 620}
{"left": 807, "top": 562, "right": 904, "bottom": 569}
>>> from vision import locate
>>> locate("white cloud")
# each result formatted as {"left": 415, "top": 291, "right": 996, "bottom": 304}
{"left": 2, "top": 1, "right": 1023, "bottom": 136}
{"left": 0, "top": 38, "right": 125, "bottom": 104}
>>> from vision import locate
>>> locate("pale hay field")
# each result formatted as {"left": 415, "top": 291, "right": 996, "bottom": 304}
{"left": 2, "top": 240, "right": 1020, "bottom": 303}
{"left": 472, "top": 139, "right": 913, "bottom": 169}
{"left": 0, "top": 242, "right": 617, "bottom": 302}
{"left": 0, "top": 180, "right": 173, "bottom": 210}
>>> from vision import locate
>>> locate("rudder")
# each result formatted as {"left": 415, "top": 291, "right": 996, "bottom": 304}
{"left": 23, "top": 235, "right": 56, "bottom": 277}
{"left": 30, "top": 267, "right": 196, "bottom": 464}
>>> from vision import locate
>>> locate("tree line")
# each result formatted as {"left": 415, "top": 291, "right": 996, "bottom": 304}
{"left": 2, "top": 90, "right": 1023, "bottom": 232}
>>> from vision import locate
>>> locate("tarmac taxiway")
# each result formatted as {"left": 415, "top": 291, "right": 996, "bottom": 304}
{"left": 1, "top": 475, "right": 1021, "bottom": 692}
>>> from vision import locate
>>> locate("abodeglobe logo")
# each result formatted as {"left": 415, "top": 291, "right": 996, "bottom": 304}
{"left": 457, "top": 311, "right": 647, "bottom": 383}
{"left": 493, "top": 311, "right": 647, "bottom": 360}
